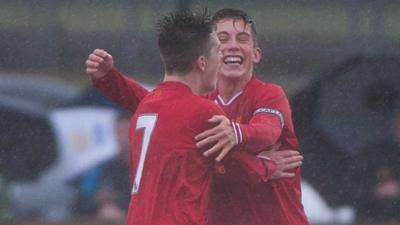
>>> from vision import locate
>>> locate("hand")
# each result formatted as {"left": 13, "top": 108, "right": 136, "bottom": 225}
{"left": 257, "top": 145, "right": 303, "bottom": 179}
{"left": 195, "top": 115, "right": 236, "bottom": 162}
{"left": 85, "top": 48, "right": 114, "bottom": 79}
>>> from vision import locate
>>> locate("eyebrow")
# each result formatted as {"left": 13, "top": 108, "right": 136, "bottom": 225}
{"left": 217, "top": 31, "right": 250, "bottom": 36}
{"left": 237, "top": 32, "right": 251, "bottom": 36}
{"left": 217, "top": 31, "right": 229, "bottom": 35}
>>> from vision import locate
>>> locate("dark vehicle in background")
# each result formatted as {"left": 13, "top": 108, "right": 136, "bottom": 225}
{"left": 0, "top": 74, "right": 80, "bottom": 181}
{"left": 292, "top": 55, "right": 400, "bottom": 221}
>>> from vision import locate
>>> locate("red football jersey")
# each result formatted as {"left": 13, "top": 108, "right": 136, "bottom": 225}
{"left": 94, "top": 69, "right": 309, "bottom": 225}
{"left": 126, "top": 81, "right": 224, "bottom": 225}
{"left": 208, "top": 76, "right": 309, "bottom": 225}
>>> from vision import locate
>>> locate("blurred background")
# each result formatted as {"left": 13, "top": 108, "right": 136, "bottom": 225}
{"left": 0, "top": 0, "right": 399, "bottom": 224}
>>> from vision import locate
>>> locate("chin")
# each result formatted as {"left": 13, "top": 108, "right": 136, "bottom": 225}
{"left": 220, "top": 71, "right": 244, "bottom": 79}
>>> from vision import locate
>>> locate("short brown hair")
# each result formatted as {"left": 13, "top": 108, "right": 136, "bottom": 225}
{"left": 212, "top": 8, "right": 258, "bottom": 46}
{"left": 158, "top": 9, "right": 215, "bottom": 75}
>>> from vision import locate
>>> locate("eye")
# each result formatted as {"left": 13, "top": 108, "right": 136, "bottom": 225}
{"left": 218, "top": 33, "right": 229, "bottom": 43}
{"left": 237, "top": 33, "right": 250, "bottom": 43}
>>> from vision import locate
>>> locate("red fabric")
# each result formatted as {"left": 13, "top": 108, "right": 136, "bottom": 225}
{"left": 210, "top": 76, "right": 297, "bottom": 153}
{"left": 93, "top": 70, "right": 309, "bottom": 225}
{"left": 126, "top": 82, "right": 224, "bottom": 225}
{"left": 93, "top": 68, "right": 149, "bottom": 112}
{"left": 209, "top": 77, "right": 309, "bottom": 225}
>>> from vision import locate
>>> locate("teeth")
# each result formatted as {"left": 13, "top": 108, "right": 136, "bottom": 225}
{"left": 223, "top": 56, "right": 242, "bottom": 64}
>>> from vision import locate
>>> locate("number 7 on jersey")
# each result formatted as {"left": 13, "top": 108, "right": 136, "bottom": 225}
{"left": 132, "top": 114, "right": 158, "bottom": 194}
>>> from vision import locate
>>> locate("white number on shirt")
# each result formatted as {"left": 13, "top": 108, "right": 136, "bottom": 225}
{"left": 132, "top": 114, "right": 158, "bottom": 194}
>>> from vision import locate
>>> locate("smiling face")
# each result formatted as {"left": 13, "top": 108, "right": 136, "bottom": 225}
{"left": 216, "top": 18, "right": 261, "bottom": 81}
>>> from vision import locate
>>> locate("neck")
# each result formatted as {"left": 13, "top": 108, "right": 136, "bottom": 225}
{"left": 217, "top": 73, "right": 252, "bottom": 101}
{"left": 164, "top": 72, "right": 204, "bottom": 96}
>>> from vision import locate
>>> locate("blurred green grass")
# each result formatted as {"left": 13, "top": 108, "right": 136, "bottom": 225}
{"left": 0, "top": 1, "right": 399, "bottom": 38}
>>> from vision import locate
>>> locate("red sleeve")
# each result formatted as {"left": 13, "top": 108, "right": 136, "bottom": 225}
{"left": 92, "top": 67, "right": 150, "bottom": 112}
{"left": 216, "top": 151, "right": 277, "bottom": 185}
{"left": 236, "top": 85, "right": 289, "bottom": 154}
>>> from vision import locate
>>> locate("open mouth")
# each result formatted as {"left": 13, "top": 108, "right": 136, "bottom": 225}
{"left": 223, "top": 55, "right": 243, "bottom": 65}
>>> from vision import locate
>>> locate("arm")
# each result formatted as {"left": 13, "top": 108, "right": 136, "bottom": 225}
{"left": 196, "top": 85, "right": 290, "bottom": 159}
{"left": 86, "top": 49, "right": 149, "bottom": 112}
{"left": 236, "top": 85, "right": 289, "bottom": 154}
{"left": 195, "top": 96, "right": 301, "bottom": 184}
{"left": 93, "top": 67, "right": 149, "bottom": 112}
{"left": 219, "top": 145, "right": 303, "bottom": 185}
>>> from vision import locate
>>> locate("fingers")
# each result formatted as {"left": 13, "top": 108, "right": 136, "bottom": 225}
{"left": 85, "top": 59, "right": 100, "bottom": 76}
{"left": 199, "top": 129, "right": 235, "bottom": 161}
{"left": 203, "top": 141, "right": 234, "bottom": 162}
{"left": 195, "top": 126, "right": 219, "bottom": 142}
{"left": 279, "top": 155, "right": 303, "bottom": 165}
{"left": 195, "top": 116, "right": 232, "bottom": 146}
{"left": 195, "top": 116, "right": 229, "bottom": 141}
{"left": 281, "top": 160, "right": 303, "bottom": 171}
{"left": 86, "top": 49, "right": 105, "bottom": 71}
{"left": 208, "top": 115, "right": 228, "bottom": 123}
{"left": 202, "top": 137, "right": 231, "bottom": 157}
{"left": 203, "top": 145, "right": 218, "bottom": 157}
{"left": 215, "top": 145, "right": 233, "bottom": 162}
{"left": 270, "top": 171, "right": 296, "bottom": 180}
{"left": 203, "top": 141, "right": 223, "bottom": 157}
{"left": 260, "top": 150, "right": 300, "bottom": 162}
{"left": 88, "top": 53, "right": 105, "bottom": 64}
{"left": 85, "top": 60, "right": 99, "bottom": 68}
{"left": 87, "top": 49, "right": 111, "bottom": 65}
{"left": 196, "top": 126, "right": 234, "bottom": 148}
{"left": 86, "top": 67, "right": 98, "bottom": 74}
{"left": 278, "top": 172, "right": 296, "bottom": 178}
{"left": 196, "top": 115, "right": 235, "bottom": 161}
{"left": 276, "top": 150, "right": 300, "bottom": 158}
{"left": 93, "top": 48, "right": 112, "bottom": 59}
{"left": 196, "top": 134, "right": 219, "bottom": 149}
{"left": 85, "top": 48, "right": 114, "bottom": 79}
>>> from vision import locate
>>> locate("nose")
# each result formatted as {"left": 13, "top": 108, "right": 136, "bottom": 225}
{"left": 222, "top": 39, "right": 240, "bottom": 52}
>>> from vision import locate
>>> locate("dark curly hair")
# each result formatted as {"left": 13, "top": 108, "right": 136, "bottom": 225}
{"left": 158, "top": 9, "right": 215, "bottom": 75}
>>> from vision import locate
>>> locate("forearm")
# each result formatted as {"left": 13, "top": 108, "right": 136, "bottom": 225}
{"left": 222, "top": 151, "right": 277, "bottom": 185}
{"left": 234, "top": 114, "right": 282, "bottom": 154}
{"left": 92, "top": 67, "right": 149, "bottom": 112}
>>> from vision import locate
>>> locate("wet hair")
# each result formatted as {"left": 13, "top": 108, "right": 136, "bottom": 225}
{"left": 212, "top": 8, "right": 258, "bottom": 46}
{"left": 158, "top": 9, "right": 215, "bottom": 75}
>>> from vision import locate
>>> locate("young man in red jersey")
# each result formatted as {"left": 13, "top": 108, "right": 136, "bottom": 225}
{"left": 125, "top": 11, "right": 222, "bottom": 225}
{"left": 89, "top": 10, "right": 224, "bottom": 225}
{"left": 197, "top": 9, "right": 310, "bottom": 225}
{"left": 86, "top": 8, "right": 307, "bottom": 225}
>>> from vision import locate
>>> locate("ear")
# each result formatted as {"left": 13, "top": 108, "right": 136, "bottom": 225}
{"left": 252, "top": 47, "right": 262, "bottom": 64}
{"left": 196, "top": 56, "right": 206, "bottom": 72}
